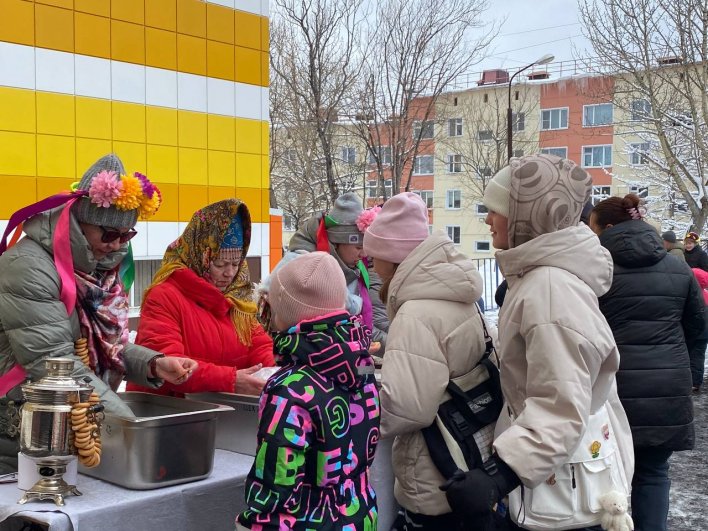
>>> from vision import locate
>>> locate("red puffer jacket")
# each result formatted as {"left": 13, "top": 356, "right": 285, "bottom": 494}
{"left": 127, "top": 267, "right": 274, "bottom": 396}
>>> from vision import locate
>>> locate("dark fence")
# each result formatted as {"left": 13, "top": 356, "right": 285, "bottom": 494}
{"left": 470, "top": 258, "right": 503, "bottom": 313}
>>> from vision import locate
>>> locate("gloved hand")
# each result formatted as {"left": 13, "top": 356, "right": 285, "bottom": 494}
{"left": 441, "top": 455, "right": 520, "bottom": 520}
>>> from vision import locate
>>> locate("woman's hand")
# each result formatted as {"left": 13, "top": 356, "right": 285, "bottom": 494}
{"left": 154, "top": 357, "right": 198, "bottom": 384}
{"left": 234, "top": 363, "right": 267, "bottom": 395}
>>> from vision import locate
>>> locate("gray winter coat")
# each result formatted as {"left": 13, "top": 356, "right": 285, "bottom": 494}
{"left": 0, "top": 207, "right": 160, "bottom": 472}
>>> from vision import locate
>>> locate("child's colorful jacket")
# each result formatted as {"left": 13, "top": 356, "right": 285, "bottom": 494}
{"left": 237, "top": 313, "right": 380, "bottom": 531}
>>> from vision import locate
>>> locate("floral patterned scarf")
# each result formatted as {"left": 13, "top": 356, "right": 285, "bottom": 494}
{"left": 75, "top": 269, "right": 129, "bottom": 390}
{"left": 144, "top": 199, "right": 258, "bottom": 345}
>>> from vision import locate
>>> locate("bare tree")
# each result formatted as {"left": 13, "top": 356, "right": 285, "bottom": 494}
{"left": 580, "top": 0, "right": 708, "bottom": 231}
{"left": 352, "top": 0, "right": 495, "bottom": 197}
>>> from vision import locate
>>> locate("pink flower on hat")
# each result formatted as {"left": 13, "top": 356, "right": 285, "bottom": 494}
{"left": 356, "top": 206, "right": 381, "bottom": 232}
{"left": 88, "top": 170, "right": 123, "bottom": 208}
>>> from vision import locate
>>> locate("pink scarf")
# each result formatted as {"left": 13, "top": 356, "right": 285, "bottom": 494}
{"left": 74, "top": 269, "right": 129, "bottom": 390}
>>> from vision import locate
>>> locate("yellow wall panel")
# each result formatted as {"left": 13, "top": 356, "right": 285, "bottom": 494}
{"left": 178, "top": 147, "right": 207, "bottom": 185}
{"left": 234, "top": 11, "right": 260, "bottom": 50}
{"left": 261, "top": 154, "right": 269, "bottom": 188}
{"left": 178, "top": 111, "right": 207, "bottom": 149}
{"left": 35, "top": 0, "right": 72, "bottom": 9}
{"left": 235, "top": 153, "right": 260, "bottom": 188}
{"left": 76, "top": 97, "right": 112, "bottom": 139}
{"left": 0, "top": 87, "right": 35, "bottom": 133}
{"left": 111, "top": 20, "right": 145, "bottom": 64}
{"left": 235, "top": 186, "right": 261, "bottom": 221}
{"left": 0, "top": 176, "right": 37, "bottom": 218}
{"left": 207, "top": 3, "right": 234, "bottom": 45}
{"left": 37, "top": 176, "right": 74, "bottom": 197}
{"left": 261, "top": 121, "right": 269, "bottom": 154}
{"left": 145, "top": 27, "right": 177, "bottom": 71}
{"left": 37, "top": 92, "right": 75, "bottom": 137}
{"left": 207, "top": 40, "right": 235, "bottom": 80}
{"left": 177, "top": 0, "right": 206, "bottom": 38}
{"left": 234, "top": 46, "right": 261, "bottom": 86}
{"left": 208, "top": 185, "right": 235, "bottom": 204}
{"left": 35, "top": 3, "right": 74, "bottom": 53}
{"left": 147, "top": 144, "right": 179, "bottom": 184}
{"left": 145, "top": 0, "right": 176, "bottom": 31}
{"left": 111, "top": 0, "right": 144, "bottom": 25}
{"left": 0, "top": 0, "right": 35, "bottom": 47}
{"left": 261, "top": 17, "right": 269, "bottom": 52}
{"left": 146, "top": 107, "right": 178, "bottom": 146}
{"left": 112, "top": 102, "right": 146, "bottom": 143}
{"left": 235, "top": 118, "right": 261, "bottom": 155}
{"left": 178, "top": 183, "right": 208, "bottom": 220}
{"left": 75, "top": 0, "right": 110, "bottom": 17}
{"left": 151, "top": 182, "right": 178, "bottom": 221}
{"left": 76, "top": 138, "right": 113, "bottom": 176}
{"left": 112, "top": 141, "right": 147, "bottom": 173}
{"left": 207, "top": 115, "right": 235, "bottom": 152}
{"left": 0, "top": 132, "right": 35, "bottom": 176}
{"left": 208, "top": 150, "right": 235, "bottom": 187}
{"left": 261, "top": 51, "right": 269, "bottom": 86}
{"left": 177, "top": 34, "right": 206, "bottom": 76}
{"left": 261, "top": 188, "right": 269, "bottom": 223}
{"left": 37, "top": 135, "right": 75, "bottom": 178}
{"left": 75, "top": 12, "right": 110, "bottom": 58}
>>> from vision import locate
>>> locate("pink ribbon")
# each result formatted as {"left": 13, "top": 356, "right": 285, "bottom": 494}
{"left": 0, "top": 364, "right": 27, "bottom": 396}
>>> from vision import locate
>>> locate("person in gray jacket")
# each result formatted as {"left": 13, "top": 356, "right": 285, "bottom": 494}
{"left": 661, "top": 230, "right": 686, "bottom": 262}
{"left": 0, "top": 154, "right": 197, "bottom": 473}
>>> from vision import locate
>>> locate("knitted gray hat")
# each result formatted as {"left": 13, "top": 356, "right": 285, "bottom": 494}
{"left": 327, "top": 192, "right": 364, "bottom": 245}
{"left": 73, "top": 154, "right": 139, "bottom": 228}
{"left": 661, "top": 230, "right": 677, "bottom": 243}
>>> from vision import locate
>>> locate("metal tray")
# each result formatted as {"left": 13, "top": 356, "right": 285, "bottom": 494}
{"left": 79, "top": 392, "right": 232, "bottom": 490}
{"left": 185, "top": 393, "right": 260, "bottom": 456}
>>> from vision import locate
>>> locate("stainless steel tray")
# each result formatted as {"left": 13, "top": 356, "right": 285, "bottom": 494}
{"left": 79, "top": 392, "right": 232, "bottom": 490}
{"left": 185, "top": 392, "right": 259, "bottom": 456}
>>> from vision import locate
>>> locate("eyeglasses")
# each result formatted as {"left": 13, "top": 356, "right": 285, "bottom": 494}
{"left": 100, "top": 226, "right": 138, "bottom": 244}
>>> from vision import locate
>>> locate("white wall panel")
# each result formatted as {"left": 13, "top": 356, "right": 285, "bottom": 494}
{"left": 0, "top": 42, "right": 35, "bottom": 89}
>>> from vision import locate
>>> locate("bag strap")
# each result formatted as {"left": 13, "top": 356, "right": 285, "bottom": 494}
{"left": 422, "top": 423, "right": 461, "bottom": 479}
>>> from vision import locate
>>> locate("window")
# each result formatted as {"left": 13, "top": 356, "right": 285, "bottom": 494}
{"left": 428, "top": 225, "right": 434, "bottom": 235}
{"left": 541, "top": 108, "right": 568, "bottom": 130}
{"left": 340, "top": 146, "right": 356, "bottom": 164}
{"left": 540, "top": 147, "right": 568, "bottom": 158}
{"left": 591, "top": 185, "right": 611, "bottom": 206}
{"left": 448, "top": 118, "right": 463, "bottom": 137}
{"left": 446, "top": 225, "right": 461, "bottom": 244}
{"left": 413, "top": 155, "right": 434, "bottom": 175}
{"left": 583, "top": 103, "right": 613, "bottom": 127}
{"left": 513, "top": 149, "right": 524, "bottom": 158}
{"left": 477, "top": 166, "right": 492, "bottom": 179}
{"left": 478, "top": 129, "right": 493, "bottom": 141}
{"left": 583, "top": 145, "right": 612, "bottom": 167}
{"left": 512, "top": 112, "right": 525, "bottom": 132}
{"left": 475, "top": 204, "right": 488, "bottom": 215}
{"left": 383, "top": 179, "right": 393, "bottom": 196}
{"left": 631, "top": 99, "right": 652, "bottom": 121}
{"left": 413, "top": 190, "right": 434, "bottom": 209}
{"left": 475, "top": 241, "right": 491, "bottom": 252}
{"left": 129, "top": 259, "right": 163, "bottom": 308}
{"left": 448, "top": 154, "right": 464, "bottom": 173}
{"left": 283, "top": 214, "right": 297, "bottom": 231}
{"left": 483, "top": 93, "right": 488, "bottom": 103}
{"left": 413, "top": 120, "right": 434, "bottom": 139}
{"left": 446, "top": 189, "right": 461, "bottom": 209}
{"left": 366, "top": 179, "right": 393, "bottom": 197}
{"left": 284, "top": 148, "right": 298, "bottom": 163}
{"left": 629, "top": 185, "right": 649, "bottom": 198}
{"left": 368, "top": 146, "right": 391, "bottom": 165}
{"left": 629, "top": 143, "right": 650, "bottom": 166}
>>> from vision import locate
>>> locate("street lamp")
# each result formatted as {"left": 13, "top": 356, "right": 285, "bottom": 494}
{"left": 507, "top": 53, "right": 555, "bottom": 160}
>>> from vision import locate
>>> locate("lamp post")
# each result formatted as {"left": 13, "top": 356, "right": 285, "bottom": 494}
{"left": 507, "top": 53, "right": 555, "bottom": 161}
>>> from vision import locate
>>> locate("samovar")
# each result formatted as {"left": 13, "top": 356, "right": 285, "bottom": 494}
{"left": 17, "top": 358, "right": 98, "bottom": 506}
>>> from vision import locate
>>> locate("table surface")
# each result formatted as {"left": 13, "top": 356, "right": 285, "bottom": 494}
{"left": 0, "top": 450, "right": 254, "bottom": 531}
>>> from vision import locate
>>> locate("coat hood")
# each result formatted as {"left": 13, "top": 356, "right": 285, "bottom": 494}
{"left": 272, "top": 312, "right": 374, "bottom": 391}
{"left": 599, "top": 220, "right": 665, "bottom": 268}
{"left": 23, "top": 205, "right": 127, "bottom": 274}
{"left": 387, "top": 232, "right": 483, "bottom": 317}
{"left": 496, "top": 224, "right": 614, "bottom": 297}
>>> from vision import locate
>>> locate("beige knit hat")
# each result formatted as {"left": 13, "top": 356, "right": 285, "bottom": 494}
{"left": 482, "top": 165, "right": 512, "bottom": 217}
{"left": 269, "top": 251, "right": 348, "bottom": 330}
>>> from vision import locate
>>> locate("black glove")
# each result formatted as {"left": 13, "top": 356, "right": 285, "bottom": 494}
{"left": 441, "top": 455, "right": 521, "bottom": 520}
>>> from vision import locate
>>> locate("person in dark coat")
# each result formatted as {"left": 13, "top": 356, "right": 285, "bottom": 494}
{"left": 683, "top": 231, "right": 708, "bottom": 270}
{"left": 590, "top": 194, "right": 705, "bottom": 531}
{"left": 689, "top": 267, "right": 708, "bottom": 391}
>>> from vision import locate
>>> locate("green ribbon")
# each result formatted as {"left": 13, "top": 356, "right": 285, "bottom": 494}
{"left": 119, "top": 242, "right": 135, "bottom": 293}
{"left": 356, "top": 260, "right": 370, "bottom": 289}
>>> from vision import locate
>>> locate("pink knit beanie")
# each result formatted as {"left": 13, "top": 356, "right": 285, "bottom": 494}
{"left": 269, "top": 252, "right": 348, "bottom": 330}
{"left": 363, "top": 192, "right": 429, "bottom": 264}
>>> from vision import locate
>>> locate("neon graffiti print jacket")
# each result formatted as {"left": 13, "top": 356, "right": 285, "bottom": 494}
{"left": 237, "top": 312, "right": 380, "bottom": 531}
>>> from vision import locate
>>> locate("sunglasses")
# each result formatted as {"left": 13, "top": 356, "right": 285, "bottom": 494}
{"left": 100, "top": 226, "right": 138, "bottom": 244}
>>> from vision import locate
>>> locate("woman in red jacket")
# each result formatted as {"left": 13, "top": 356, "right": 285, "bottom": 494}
{"left": 127, "top": 199, "right": 274, "bottom": 397}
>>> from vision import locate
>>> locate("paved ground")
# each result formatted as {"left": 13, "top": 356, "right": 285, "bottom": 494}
{"left": 667, "top": 383, "right": 708, "bottom": 530}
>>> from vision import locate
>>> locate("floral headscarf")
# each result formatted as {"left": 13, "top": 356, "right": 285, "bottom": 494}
{"left": 145, "top": 199, "right": 258, "bottom": 345}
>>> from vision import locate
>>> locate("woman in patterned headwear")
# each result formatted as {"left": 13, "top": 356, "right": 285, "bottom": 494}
{"left": 128, "top": 199, "right": 274, "bottom": 397}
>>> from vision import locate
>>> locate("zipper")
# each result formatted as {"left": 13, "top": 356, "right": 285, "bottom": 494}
{"left": 571, "top": 464, "right": 576, "bottom": 489}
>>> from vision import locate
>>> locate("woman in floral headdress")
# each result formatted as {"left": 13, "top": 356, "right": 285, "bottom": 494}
{"left": 128, "top": 199, "right": 274, "bottom": 397}
{"left": 0, "top": 154, "right": 198, "bottom": 474}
